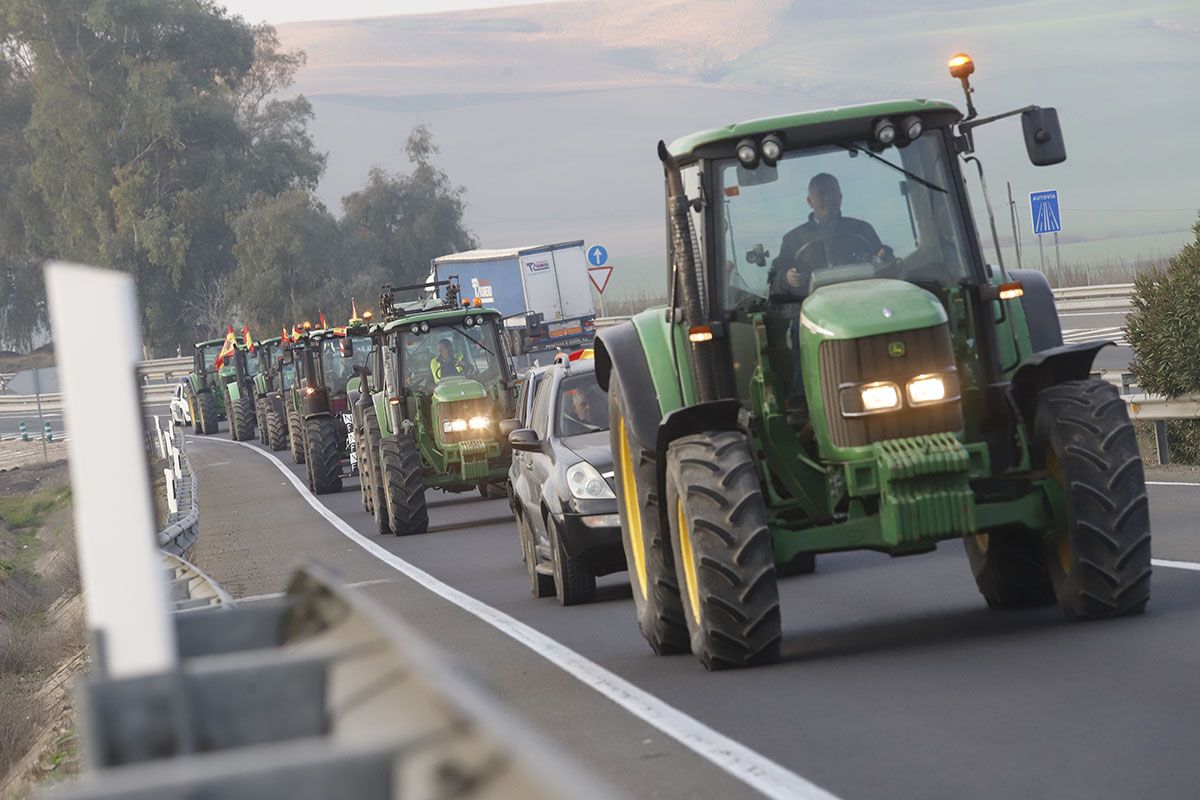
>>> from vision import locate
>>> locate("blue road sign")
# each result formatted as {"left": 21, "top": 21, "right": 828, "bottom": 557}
{"left": 1029, "top": 190, "right": 1062, "bottom": 236}
{"left": 587, "top": 245, "right": 608, "bottom": 267}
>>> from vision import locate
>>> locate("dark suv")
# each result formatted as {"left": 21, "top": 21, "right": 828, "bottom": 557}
{"left": 506, "top": 357, "right": 624, "bottom": 605}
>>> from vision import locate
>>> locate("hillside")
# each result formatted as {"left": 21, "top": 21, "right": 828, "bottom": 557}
{"left": 278, "top": 0, "right": 1200, "bottom": 296}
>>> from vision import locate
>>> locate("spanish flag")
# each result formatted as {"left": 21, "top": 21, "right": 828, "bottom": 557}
{"left": 280, "top": 324, "right": 290, "bottom": 344}
{"left": 242, "top": 324, "right": 255, "bottom": 354}
{"left": 214, "top": 326, "right": 237, "bottom": 369}
{"left": 319, "top": 312, "right": 327, "bottom": 330}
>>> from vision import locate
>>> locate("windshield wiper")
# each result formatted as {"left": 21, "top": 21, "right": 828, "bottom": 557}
{"left": 839, "top": 144, "right": 947, "bottom": 194}
{"left": 453, "top": 325, "right": 494, "bottom": 356}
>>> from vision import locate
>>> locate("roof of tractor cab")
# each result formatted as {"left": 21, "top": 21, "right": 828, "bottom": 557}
{"left": 667, "top": 99, "right": 962, "bottom": 160}
{"left": 382, "top": 305, "right": 500, "bottom": 334}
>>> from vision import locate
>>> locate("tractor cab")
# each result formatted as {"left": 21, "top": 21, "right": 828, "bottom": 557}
{"left": 595, "top": 54, "right": 1148, "bottom": 671}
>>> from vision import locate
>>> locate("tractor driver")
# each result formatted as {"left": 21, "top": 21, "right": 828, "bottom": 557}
{"left": 769, "top": 172, "right": 893, "bottom": 299}
{"left": 431, "top": 338, "right": 468, "bottom": 382}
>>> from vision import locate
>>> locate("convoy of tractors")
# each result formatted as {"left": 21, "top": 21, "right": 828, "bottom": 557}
{"left": 180, "top": 56, "right": 1152, "bottom": 671}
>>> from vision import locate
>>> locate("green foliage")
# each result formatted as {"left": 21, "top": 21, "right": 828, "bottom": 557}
{"left": 1127, "top": 215, "right": 1200, "bottom": 397}
{"left": 0, "top": 486, "right": 71, "bottom": 531}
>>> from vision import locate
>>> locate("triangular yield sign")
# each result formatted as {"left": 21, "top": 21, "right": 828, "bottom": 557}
{"left": 588, "top": 265, "right": 613, "bottom": 294}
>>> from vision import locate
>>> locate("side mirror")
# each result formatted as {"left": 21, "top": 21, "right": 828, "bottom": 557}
{"left": 1021, "top": 107, "right": 1066, "bottom": 166}
{"left": 499, "top": 418, "right": 521, "bottom": 437}
{"left": 340, "top": 337, "right": 354, "bottom": 358}
{"left": 508, "top": 428, "right": 542, "bottom": 452}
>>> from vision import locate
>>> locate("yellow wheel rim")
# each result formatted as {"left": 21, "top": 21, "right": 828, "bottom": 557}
{"left": 617, "top": 416, "right": 649, "bottom": 600}
{"left": 974, "top": 533, "right": 990, "bottom": 553}
{"left": 676, "top": 497, "right": 702, "bottom": 624}
{"left": 1046, "top": 448, "right": 1071, "bottom": 575}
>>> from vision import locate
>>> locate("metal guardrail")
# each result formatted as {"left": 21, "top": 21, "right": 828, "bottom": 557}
{"left": 0, "top": 384, "right": 174, "bottom": 412}
{"left": 152, "top": 417, "right": 200, "bottom": 557}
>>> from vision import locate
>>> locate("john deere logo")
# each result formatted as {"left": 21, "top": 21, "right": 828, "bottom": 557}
{"left": 888, "top": 341, "right": 906, "bottom": 358}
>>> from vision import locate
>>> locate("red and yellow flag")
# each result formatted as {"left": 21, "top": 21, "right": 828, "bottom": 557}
{"left": 280, "top": 324, "right": 290, "bottom": 344}
{"left": 319, "top": 312, "right": 328, "bottom": 330}
{"left": 351, "top": 298, "right": 358, "bottom": 320}
{"left": 214, "top": 326, "right": 237, "bottom": 369}
{"left": 241, "top": 324, "right": 255, "bottom": 354}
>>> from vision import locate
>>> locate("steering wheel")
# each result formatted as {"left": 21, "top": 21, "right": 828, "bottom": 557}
{"left": 792, "top": 232, "right": 878, "bottom": 269}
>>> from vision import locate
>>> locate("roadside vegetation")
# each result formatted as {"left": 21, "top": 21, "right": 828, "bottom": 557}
{"left": 1126, "top": 215, "right": 1200, "bottom": 463}
{"left": 0, "top": 462, "right": 83, "bottom": 796}
{"left": 0, "top": 2, "right": 475, "bottom": 355}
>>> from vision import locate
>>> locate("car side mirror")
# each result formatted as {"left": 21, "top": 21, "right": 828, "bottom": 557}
{"left": 508, "top": 428, "right": 542, "bottom": 452}
{"left": 499, "top": 418, "right": 521, "bottom": 437}
{"left": 1022, "top": 107, "right": 1066, "bottom": 166}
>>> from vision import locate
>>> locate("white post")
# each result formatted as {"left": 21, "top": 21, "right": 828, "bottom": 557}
{"left": 45, "top": 262, "right": 177, "bottom": 679}
{"left": 165, "top": 468, "right": 179, "bottom": 515}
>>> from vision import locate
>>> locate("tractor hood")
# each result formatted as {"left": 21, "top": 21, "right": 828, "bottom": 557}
{"left": 799, "top": 279, "right": 947, "bottom": 340}
{"left": 431, "top": 377, "right": 488, "bottom": 403}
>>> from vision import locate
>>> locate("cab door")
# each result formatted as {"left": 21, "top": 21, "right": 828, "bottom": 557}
{"left": 515, "top": 376, "right": 554, "bottom": 546}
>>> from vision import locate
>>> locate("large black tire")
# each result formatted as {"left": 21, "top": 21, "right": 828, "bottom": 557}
{"left": 379, "top": 436, "right": 428, "bottom": 535}
{"left": 548, "top": 514, "right": 595, "bottom": 606}
{"left": 665, "top": 432, "right": 782, "bottom": 670}
{"left": 256, "top": 399, "right": 269, "bottom": 445}
{"left": 963, "top": 531, "right": 1054, "bottom": 608}
{"left": 196, "top": 390, "right": 220, "bottom": 435}
{"left": 305, "top": 416, "right": 343, "bottom": 494}
{"left": 363, "top": 416, "right": 391, "bottom": 535}
{"left": 608, "top": 370, "right": 688, "bottom": 655}
{"left": 266, "top": 410, "right": 288, "bottom": 451}
{"left": 520, "top": 513, "right": 554, "bottom": 598}
{"left": 230, "top": 397, "right": 256, "bottom": 442}
{"left": 356, "top": 417, "right": 371, "bottom": 512}
{"left": 288, "top": 409, "right": 305, "bottom": 464}
{"left": 1035, "top": 378, "right": 1151, "bottom": 619}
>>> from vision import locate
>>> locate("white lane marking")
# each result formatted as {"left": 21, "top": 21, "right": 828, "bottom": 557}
{"left": 1057, "top": 311, "right": 1130, "bottom": 318}
{"left": 195, "top": 436, "right": 837, "bottom": 800}
{"left": 1152, "top": 559, "right": 1200, "bottom": 572}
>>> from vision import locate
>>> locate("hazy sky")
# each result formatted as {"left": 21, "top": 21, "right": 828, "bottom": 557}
{"left": 218, "top": 0, "right": 564, "bottom": 24}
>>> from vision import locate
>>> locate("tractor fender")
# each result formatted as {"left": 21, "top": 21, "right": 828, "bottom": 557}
{"left": 654, "top": 400, "right": 745, "bottom": 499}
{"left": 302, "top": 387, "right": 333, "bottom": 419}
{"left": 1008, "top": 341, "right": 1111, "bottom": 427}
{"left": 226, "top": 382, "right": 243, "bottom": 402}
{"left": 595, "top": 322, "right": 663, "bottom": 453}
{"left": 1010, "top": 269, "right": 1064, "bottom": 352}
{"left": 268, "top": 392, "right": 286, "bottom": 417}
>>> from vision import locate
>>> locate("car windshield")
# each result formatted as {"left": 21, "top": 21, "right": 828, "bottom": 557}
{"left": 556, "top": 372, "right": 609, "bottom": 437}
{"left": 400, "top": 322, "right": 503, "bottom": 389}
{"left": 717, "top": 131, "right": 974, "bottom": 310}
{"left": 320, "top": 336, "right": 370, "bottom": 393}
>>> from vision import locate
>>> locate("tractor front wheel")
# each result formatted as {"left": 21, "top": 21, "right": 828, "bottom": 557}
{"left": 256, "top": 399, "right": 269, "bottom": 445}
{"left": 288, "top": 410, "right": 306, "bottom": 464}
{"left": 305, "top": 415, "right": 343, "bottom": 494}
{"left": 608, "top": 370, "right": 688, "bottom": 655}
{"left": 230, "top": 397, "right": 256, "bottom": 442}
{"left": 379, "top": 436, "right": 428, "bottom": 535}
{"left": 363, "top": 415, "right": 391, "bottom": 535}
{"left": 665, "top": 431, "right": 782, "bottom": 670}
{"left": 1035, "top": 379, "right": 1151, "bottom": 618}
{"left": 266, "top": 410, "right": 288, "bottom": 451}
{"left": 963, "top": 531, "right": 1054, "bottom": 608}
{"left": 196, "top": 391, "right": 220, "bottom": 435}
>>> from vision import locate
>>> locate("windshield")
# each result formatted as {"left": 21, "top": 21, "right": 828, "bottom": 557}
{"left": 717, "top": 131, "right": 973, "bottom": 310}
{"left": 556, "top": 372, "right": 609, "bottom": 437}
{"left": 400, "top": 322, "right": 503, "bottom": 390}
{"left": 199, "top": 344, "right": 222, "bottom": 371}
{"left": 319, "top": 336, "right": 370, "bottom": 394}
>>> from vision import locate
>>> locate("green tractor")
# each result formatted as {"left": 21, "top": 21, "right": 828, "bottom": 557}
{"left": 597, "top": 54, "right": 1150, "bottom": 670}
{"left": 284, "top": 323, "right": 372, "bottom": 494}
{"left": 252, "top": 335, "right": 293, "bottom": 451}
{"left": 185, "top": 338, "right": 226, "bottom": 435}
{"left": 357, "top": 278, "right": 517, "bottom": 536}
{"left": 220, "top": 339, "right": 259, "bottom": 443}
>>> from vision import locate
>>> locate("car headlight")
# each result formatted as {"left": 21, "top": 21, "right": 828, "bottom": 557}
{"left": 566, "top": 461, "right": 615, "bottom": 500}
{"left": 442, "top": 418, "right": 468, "bottom": 433}
{"left": 468, "top": 415, "right": 490, "bottom": 430}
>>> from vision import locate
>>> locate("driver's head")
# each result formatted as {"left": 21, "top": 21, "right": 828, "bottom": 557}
{"left": 438, "top": 338, "right": 453, "bottom": 359}
{"left": 808, "top": 173, "right": 842, "bottom": 224}
{"left": 571, "top": 389, "right": 594, "bottom": 421}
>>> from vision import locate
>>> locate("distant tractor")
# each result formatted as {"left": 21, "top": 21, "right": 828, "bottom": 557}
{"left": 597, "top": 54, "right": 1150, "bottom": 670}
{"left": 358, "top": 278, "right": 517, "bottom": 536}
{"left": 220, "top": 340, "right": 258, "bottom": 443}
{"left": 186, "top": 339, "right": 227, "bottom": 435}
{"left": 253, "top": 336, "right": 292, "bottom": 451}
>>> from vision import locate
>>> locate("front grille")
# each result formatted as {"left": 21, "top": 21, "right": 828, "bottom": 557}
{"left": 819, "top": 324, "right": 962, "bottom": 448}
{"left": 437, "top": 398, "right": 494, "bottom": 444}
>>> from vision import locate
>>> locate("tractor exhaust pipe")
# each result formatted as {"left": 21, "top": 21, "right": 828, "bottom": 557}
{"left": 658, "top": 141, "right": 718, "bottom": 404}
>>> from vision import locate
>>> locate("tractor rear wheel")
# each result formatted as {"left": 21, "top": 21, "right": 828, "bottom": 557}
{"left": 665, "top": 431, "right": 782, "bottom": 670}
{"left": 363, "top": 415, "right": 391, "bottom": 535}
{"left": 1035, "top": 379, "right": 1151, "bottom": 618}
{"left": 356, "top": 418, "right": 371, "bottom": 512}
{"left": 963, "top": 531, "right": 1054, "bottom": 608}
{"left": 266, "top": 410, "right": 288, "bottom": 451}
{"left": 256, "top": 399, "right": 269, "bottom": 445}
{"left": 608, "top": 370, "right": 688, "bottom": 655}
{"left": 305, "top": 415, "right": 343, "bottom": 494}
{"left": 197, "top": 391, "right": 220, "bottom": 435}
{"left": 548, "top": 515, "right": 595, "bottom": 606}
{"left": 230, "top": 397, "right": 256, "bottom": 442}
{"left": 380, "top": 436, "right": 427, "bottom": 535}
{"left": 288, "top": 410, "right": 306, "bottom": 464}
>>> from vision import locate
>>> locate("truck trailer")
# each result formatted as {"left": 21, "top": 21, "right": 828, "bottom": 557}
{"left": 430, "top": 241, "right": 596, "bottom": 365}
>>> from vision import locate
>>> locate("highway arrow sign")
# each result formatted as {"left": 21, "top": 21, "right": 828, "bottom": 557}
{"left": 587, "top": 245, "right": 608, "bottom": 266}
{"left": 588, "top": 265, "right": 613, "bottom": 294}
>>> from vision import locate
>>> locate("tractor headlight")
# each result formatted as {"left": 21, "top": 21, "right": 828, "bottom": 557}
{"left": 468, "top": 415, "right": 490, "bottom": 430}
{"left": 901, "top": 115, "right": 923, "bottom": 140}
{"left": 735, "top": 138, "right": 758, "bottom": 168}
{"left": 906, "top": 372, "right": 959, "bottom": 406}
{"left": 873, "top": 118, "right": 897, "bottom": 145}
{"left": 860, "top": 382, "right": 901, "bottom": 411}
{"left": 442, "top": 418, "right": 468, "bottom": 433}
{"left": 420, "top": 322, "right": 430, "bottom": 333}
{"left": 566, "top": 461, "right": 615, "bottom": 500}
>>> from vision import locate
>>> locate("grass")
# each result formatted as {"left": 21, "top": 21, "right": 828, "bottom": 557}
{"left": 0, "top": 487, "right": 71, "bottom": 532}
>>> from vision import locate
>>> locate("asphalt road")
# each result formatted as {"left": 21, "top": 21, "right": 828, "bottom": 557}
{"left": 186, "top": 424, "right": 1200, "bottom": 800}
{"left": 0, "top": 403, "right": 172, "bottom": 438}
{"left": 1059, "top": 309, "right": 1131, "bottom": 371}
